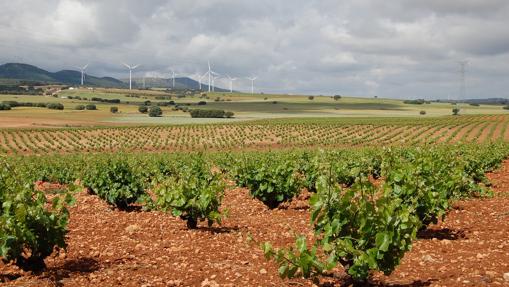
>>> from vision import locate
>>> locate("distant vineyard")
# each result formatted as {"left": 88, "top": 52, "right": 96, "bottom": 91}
{"left": 0, "top": 115, "right": 508, "bottom": 154}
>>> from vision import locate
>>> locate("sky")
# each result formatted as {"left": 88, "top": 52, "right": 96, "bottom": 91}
{"left": 1, "top": 0, "right": 509, "bottom": 99}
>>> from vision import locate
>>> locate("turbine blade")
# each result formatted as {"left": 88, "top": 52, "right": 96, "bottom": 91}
{"left": 132, "top": 64, "right": 140, "bottom": 69}
{"left": 83, "top": 63, "right": 89, "bottom": 70}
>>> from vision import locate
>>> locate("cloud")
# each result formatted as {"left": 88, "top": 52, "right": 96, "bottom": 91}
{"left": 0, "top": 0, "right": 509, "bottom": 99}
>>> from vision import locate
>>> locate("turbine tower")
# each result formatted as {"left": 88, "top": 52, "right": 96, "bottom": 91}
{"left": 75, "top": 64, "right": 89, "bottom": 86}
{"left": 247, "top": 76, "right": 257, "bottom": 95}
{"left": 123, "top": 63, "right": 140, "bottom": 90}
{"left": 198, "top": 72, "right": 208, "bottom": 91}
{"left": 226, "top": 75, "right": 237, "bottom": 93}
{"left": 170, "top": 69, "right": 178, "bottom": 89}
{"left": 212, "top": 75, "right": 221, "bottom": 92}
{"left": 208, "top": 61, "right": 212, "bottom": 92}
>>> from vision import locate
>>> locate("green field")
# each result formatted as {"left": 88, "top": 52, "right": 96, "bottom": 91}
{"left": 0, "top": 87, "right": 507, "bottom": 127}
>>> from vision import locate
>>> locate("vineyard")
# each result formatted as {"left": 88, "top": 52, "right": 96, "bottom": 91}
{"left": 1, "top": 114, "right": 509, "bottom": 154}
{"left": 1, "top": 142, "right": 509, "bottom": 286}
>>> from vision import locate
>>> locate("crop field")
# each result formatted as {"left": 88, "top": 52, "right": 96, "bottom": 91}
{"left": 0, "top": 114, "right": 508, "bottom": 154}
{"left": 1, "top": 88, "right": 509, "bottom": 128}
{"left": 2, "top": 90, "right": 509, "bottom": 286}
{"left": 1, "top": 144, "right": 509, "bottom": 286}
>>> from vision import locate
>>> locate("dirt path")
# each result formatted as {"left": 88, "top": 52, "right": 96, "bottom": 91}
{"left": 1, "top": 163, "right": 509, "bottom": 286}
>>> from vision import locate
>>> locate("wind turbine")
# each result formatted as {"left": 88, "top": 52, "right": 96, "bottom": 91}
{"left": 123, "top": 63, "right": 140, "bottom": 90}
{"left": 170, "top": 69, "right": 179, "bottom": 89}
{"left": 226, "top": 75, "right": 237, "bottom": 93}
{"left": 75, "top": 64, "right": 89, "bottom": 86}
{"left": 208, "top": 61, "right": 212, "bottom": 92}
{"left": 212, "top": 75, "right": 221, "bottom": 92}
{"left": 198, "top": 72, "right": 208, "bottom": 91}
{"left": 205, "top": 61, "right": 219, "bottom": 92}
{"left": 246, "top": 76, "right": 257, "bottom": 95}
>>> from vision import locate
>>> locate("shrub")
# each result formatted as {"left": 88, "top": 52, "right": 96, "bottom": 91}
{"left": 197, "top": 101, "right": 207, "bottom": 105}
{"left": 0, "top": 103, "right": 11, "bottom": 110}
{"left": 403, "top": 99, "right": 425, "bottom": 105}
{"left": 85, "top": 104, "right": 97, "bottom": 110}
{"left": 262, "top": 174, "right": 420, "bottom": 281}
{"left": 308, "top": 96, "right": 314, "bottom": 100}
{"left": 503, "top": 105, "right": 509, "bottom": 110}
{"left": 153, "top": 156, "right": 226, "bottom": 229}
{"left": 234, "top": 155, "right": 302, "bottom": 208}
{"left": 333, "top": 95, "right": 341, "bottom": 100}
{"left": 383, "top": 150, "right": 460, "bottom": 227}
{"left": 47, "top": 103, "right": 64, "bottom": 110}
{"left": 91, "top": 97, "right": 120, "bottom": 104}
{"left": 419, "top": 110, "right": 426, "bottom": 115}
{"left": 138, "top": 105, "right": 148, "bottom": 113}
{"left": 189, "top": 109, "right": 226, "bottom": 118}
{"left": 0, "top": 161, "right": 74, "bottom": 271}
{"left": 81, "top": 158, "right": 145, "bottom": 209}
{"left": 148, "top": 106, "right": 163, "bottom": 117}
{"left": 225, "top": 111, "right": 234, "bottom": 118}
{"left": 74, "top": 105, "right": 85, "bottom": 110}
{"left": 469, "top": 103, "right": 480, "bottom": 107}
{"left": 110, "top": 106, "right": 119, "bottom": 113}
{"left": 1, "top": 101, "right": 19, "bottom": 107}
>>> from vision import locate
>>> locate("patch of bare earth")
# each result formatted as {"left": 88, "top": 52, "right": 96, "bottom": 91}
{"left": 0, "top": 116, "right": 111, "bottom": 128}
{"left": 477, "top": 123, "right": 496, "bottom": 143}
{"left": 449, "top": 124, "right": 476, "bottom": 143}
{"left": 491, "top": 122, "right": 504, "bottom": 141}
{"left": 2, "top": 161, "right": 509, "bottom": 286}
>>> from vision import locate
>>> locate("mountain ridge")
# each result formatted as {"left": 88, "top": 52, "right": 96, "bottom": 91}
{"left": 0, "top": 63, "right": 226, "bottom": 91}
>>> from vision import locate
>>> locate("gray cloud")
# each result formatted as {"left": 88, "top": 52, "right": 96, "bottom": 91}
{"left": 1, "top": 0, "right": 509, "bottom": 99}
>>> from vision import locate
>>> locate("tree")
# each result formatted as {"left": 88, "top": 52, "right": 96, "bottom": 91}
{"left": 148, "top": 106, "right": 162, "bottom": 117}
{"left": 85, "top": 104, "right": 97, "bottom": 110}
{"left": 138, "top": 105, "right": 148, "bottom": 113}
{"left": 308, "top": 96, "right": 314, "bottom": 100}
{"left": 0, "top": 103, "right": 11, "bottom": 110}
{"left": 225, "top": 111, "right": 234, "bottom": 118}
{"left": 452, "top": 107, "right": 460, "bottom": 115}
{"left": 420, "top": 110, "right": 426, "bottom": 115}
{"left": 110, "top": 106, "right": 119, "bottom": 113}
{"left": 47, "top": 103, "right": 64, "bottom": 110}
{"left": 333, "top": 95, "right": 341, "bottom": 100}
{"left": 189, "top": 109, "right": 229, "bottom": 118}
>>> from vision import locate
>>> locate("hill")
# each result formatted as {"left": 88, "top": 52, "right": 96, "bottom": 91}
{"left": 0, "top": 63, "right": 126, "bottom": 88}
{"left": 463, "top": 98, "right": 508, "bottom": 105}
{"left": 126, "top": 76, "right": 229, "bottom": 92}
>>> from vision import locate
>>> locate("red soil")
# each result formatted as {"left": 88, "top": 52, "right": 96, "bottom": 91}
{"left": 1, "top": 162, "right": 509, "bottom": 286}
